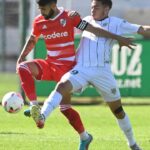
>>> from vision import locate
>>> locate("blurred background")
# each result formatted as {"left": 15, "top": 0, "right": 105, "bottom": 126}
{"left": 0, "top": 0, "right": 150, "bottom": 72}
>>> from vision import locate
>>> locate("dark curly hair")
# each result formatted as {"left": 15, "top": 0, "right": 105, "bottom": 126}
{"left": 92, "top": 0, "right": 112, "bottom": 9}
{"left": 36, "top": 0, "right": 57, "bottom": 6}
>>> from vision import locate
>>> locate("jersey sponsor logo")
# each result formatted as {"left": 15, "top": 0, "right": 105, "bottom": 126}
{"left": 41, "top": 31, "right": 68, "bottom": 40}
{"left": 60, "top": 19, "right": 67, "bottom": 27}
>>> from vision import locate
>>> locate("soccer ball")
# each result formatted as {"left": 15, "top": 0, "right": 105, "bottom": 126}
{"left": 2, "top": 92, "right": 24, "bottom": 113}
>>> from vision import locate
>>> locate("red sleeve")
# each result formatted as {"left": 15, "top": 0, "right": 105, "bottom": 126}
{"left": 71, "top": 15, "right": 82, "bottom": 27}
{"left": 31, "top": 19, "right": 41, "bottom": 38}
{"left": 71, "top": 15, "right": 88, "bottom": 31}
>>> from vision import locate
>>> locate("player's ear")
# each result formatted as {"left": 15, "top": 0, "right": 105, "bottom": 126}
{"left": 104, "top": 6, "right": 110, "bottom": 15}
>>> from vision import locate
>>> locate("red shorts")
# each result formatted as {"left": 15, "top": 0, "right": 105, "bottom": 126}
{"left": 33, "top": 59, "right": 75, "bottom": 82}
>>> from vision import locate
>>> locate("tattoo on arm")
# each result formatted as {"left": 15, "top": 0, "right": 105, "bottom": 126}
{"left": 20, "top": 36, "right": 37, "bottom": 57}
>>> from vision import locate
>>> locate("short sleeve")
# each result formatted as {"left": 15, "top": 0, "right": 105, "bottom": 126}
{"left": 71, "top": 15, "right": 82, "bottom": 27}
{"left": 119, "top": 20, "right": 140, "bottom": 35}
{"left": 31, "top": 19, "right": 41, "bottom": 38}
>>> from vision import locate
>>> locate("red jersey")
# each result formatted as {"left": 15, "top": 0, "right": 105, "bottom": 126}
{"left": 32, "top": 7, "right": 82, "bottom": 66}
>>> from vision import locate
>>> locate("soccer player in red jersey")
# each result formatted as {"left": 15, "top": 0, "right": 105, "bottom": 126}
{"left": 16, "top": 0, "right": 134, "bottom": 149}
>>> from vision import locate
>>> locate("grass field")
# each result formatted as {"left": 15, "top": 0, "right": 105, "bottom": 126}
{"left": 0, "top": 105, "right": 150, "bottom": 150}
{"left": 0, "top": 73, "right": 150, "bottom": 150}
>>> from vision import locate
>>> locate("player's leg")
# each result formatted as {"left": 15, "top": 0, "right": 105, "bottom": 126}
{"left": 17, "top": 59, "right": 53, "bottom": 118}
{"left": 92, "top": 65, "right": 142, "bottom": 150}
{"left": 60, "top": 93, "right": 90, "bottom": 142}
{"left": 28, "top": 63, "right": 73, "bottom": 126}
{"left": 17, "top": 60, "right": 42, "bottom": 105}
{"left": 107, "top": 100, "right": 142, "bottom": 150}
{"left": 40, "top": 66, "right": 89, "bottom": 120}
{"left": 40, "top": 68, "right": 93, "bottom": 149}
{"left": 32, "top": 80, "right": 78, "bottom": 128}
{"left": 40, "top": 80, "right": 73, "bottom": 119}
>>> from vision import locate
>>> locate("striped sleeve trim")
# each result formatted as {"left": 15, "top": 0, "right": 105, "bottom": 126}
{"left": 76, "top": 20, "right": 88, "bottom": 31}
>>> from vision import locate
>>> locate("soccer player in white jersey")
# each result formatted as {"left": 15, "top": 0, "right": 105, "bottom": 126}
{"left": 30, "top": 0, "right": 150, "bottom": 149}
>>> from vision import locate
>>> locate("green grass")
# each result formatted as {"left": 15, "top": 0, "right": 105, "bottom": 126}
{"left": 0, "top": 105, "right": 150, "bottom": 150}
{"left": 0, "top": 73, "right": 150, "bottom": 149}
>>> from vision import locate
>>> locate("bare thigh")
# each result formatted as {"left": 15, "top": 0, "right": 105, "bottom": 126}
{"left": 24, "top": 61, "right": 40, "bottom": 78}
{"left": 60, "top": 93, "right": 71, "bottom": 105}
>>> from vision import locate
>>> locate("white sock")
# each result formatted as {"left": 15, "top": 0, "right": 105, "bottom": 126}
{"left": 80, "top": 131, "right": 89, "bottom": 141}
{"left": 41, "top": 91, "right": 62, "bottom": 119}
{"left": 30, "top": 100, "right": 38, "bottom": 106}
{"left": 117, "top": 114, "right": 136, "bottom": 146}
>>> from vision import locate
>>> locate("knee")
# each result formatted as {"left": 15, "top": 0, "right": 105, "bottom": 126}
{"left": 17, "top": 62, "right": 24, "bottom": 71}
{"left": 56, "top": 81, "right": 72, "bottom": 95}
{"left": 17, "top": 62, "right": 30, "bottom": 74}
{"left": 113, "top": 106, "right": 125, "bottom": 119}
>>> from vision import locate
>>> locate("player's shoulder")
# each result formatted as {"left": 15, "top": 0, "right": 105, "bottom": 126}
{"left": 34, "top": 14, "right": 45, "bottom": 23}
{"left": 63, "top": 9, "right": 70, "bottom": 14}
{"left": 58, "top": 7, "right": 70, "bottom": 17}
{"left": 109, "top": 16, "right": 124, "bottom": 23}
{"left": 83, "top": 16, "right": 93, "bottom": 22}
{"left": 109, "top": 16, "right": 125, "bottom": 24}
{"left": 65, "top": 9, "right": 81, "bottom": 19}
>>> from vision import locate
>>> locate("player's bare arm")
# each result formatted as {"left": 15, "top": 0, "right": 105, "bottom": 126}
{"left": 138, "top": 26, "right": 150, "bottom": 38}
{"left": 17, "top": 35, "right": 37, "bottom": 65}
{"left": 88, "top": 23, "right": 135, "bottom": 47}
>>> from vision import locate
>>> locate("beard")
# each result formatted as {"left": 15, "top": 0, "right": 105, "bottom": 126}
{"left": 43, "top": 9, "right": 55, "bottom": 20}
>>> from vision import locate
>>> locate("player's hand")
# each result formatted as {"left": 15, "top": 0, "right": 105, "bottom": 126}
{"left": 68, "top": 11, "right": 80, "bottom": 18}
{"left": 117, "top": 37, "right": 136, "bottom": 50}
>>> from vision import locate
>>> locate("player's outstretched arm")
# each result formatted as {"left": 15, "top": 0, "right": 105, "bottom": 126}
{"left": 68, "top": 12, "right": 135, "bottom": 49}
{"left": 16, "top": 35, "right": 37, "bottom": 66}
{"left": 68, "top": 11, "right": 123, "bottom": 40}
{"left": 138, "top": 26, "right": 150, "bottom": 38}
{"left": 85, "top": 23, "right": 135, "bottom": 49}
{"left": 86, "top": 23, "right": 121, "bottom": 39}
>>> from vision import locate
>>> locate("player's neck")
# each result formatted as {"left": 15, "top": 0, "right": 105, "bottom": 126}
{"left": 50, "top": 7, "right": 60, "bottom": 19}
{"left": 97, "top": 16, "right": 108, "bottom": 21}
{"left": 93, "top": 15, "right": 109, "bottom": 21}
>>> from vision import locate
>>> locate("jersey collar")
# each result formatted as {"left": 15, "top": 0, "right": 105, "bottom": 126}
{"left": 98, "top": 16, "right": 109, "bottom": 21}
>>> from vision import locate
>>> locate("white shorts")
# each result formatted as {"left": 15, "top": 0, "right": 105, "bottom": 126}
{"left": 61, "top": 64, "right": 121, "bottom": 102}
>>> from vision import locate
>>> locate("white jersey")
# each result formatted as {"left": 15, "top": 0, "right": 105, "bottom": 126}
{"left": 76, "top": 16, "right": 140, "bottom": 67}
